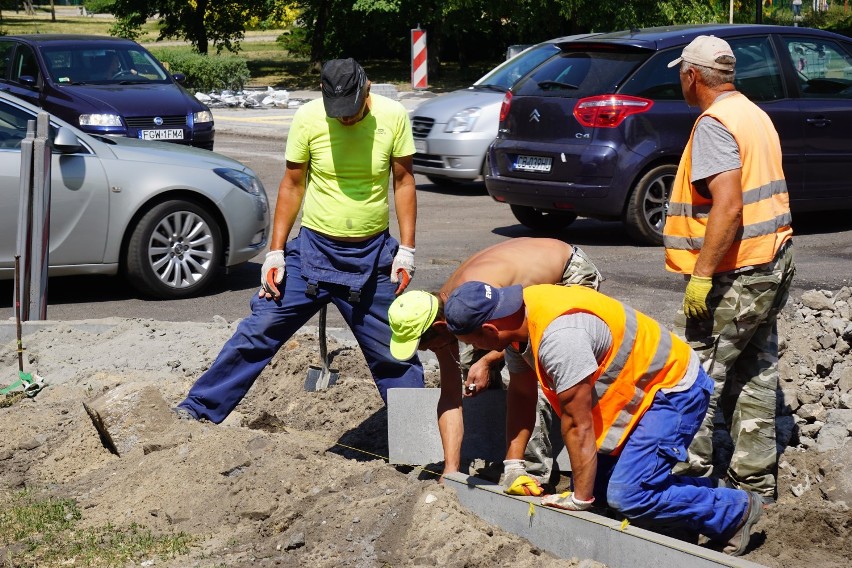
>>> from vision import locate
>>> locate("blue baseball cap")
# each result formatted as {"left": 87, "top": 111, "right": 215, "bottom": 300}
{"left": 444, "top": 282, "right": 524, "bottom": 335}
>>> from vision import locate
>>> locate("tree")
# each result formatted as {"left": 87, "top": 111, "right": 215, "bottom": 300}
{"left": 109, "top": 0, "right": 282, "bottom": 54}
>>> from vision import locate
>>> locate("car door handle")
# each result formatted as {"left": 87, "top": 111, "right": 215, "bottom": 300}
{"left": 805, "top": 117, "right": 831, "bottom": 127}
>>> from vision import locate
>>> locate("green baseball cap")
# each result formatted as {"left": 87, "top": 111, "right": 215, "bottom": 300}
{"left": 388, "top": 290, "right": 439, "bottom": 361}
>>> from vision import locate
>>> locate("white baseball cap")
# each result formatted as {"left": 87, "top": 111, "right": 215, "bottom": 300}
{"left": 668, "top": 35, "right": 735, "bottom": 71}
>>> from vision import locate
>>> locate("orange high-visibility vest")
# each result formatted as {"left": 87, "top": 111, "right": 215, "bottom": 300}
{"left": 664, "top": 92, "right": 792, "bottom": 274}
{"left": 524, "top": 285, "right": 693, "bottom": 455}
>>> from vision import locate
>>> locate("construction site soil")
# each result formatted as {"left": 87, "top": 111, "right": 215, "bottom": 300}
{"left": 1, "top": 289, "right": 850, "bottom": 567}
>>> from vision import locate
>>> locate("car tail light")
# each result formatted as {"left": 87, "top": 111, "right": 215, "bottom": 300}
{"left": 573, "top": 95, "right": 653, "bottom": 128}
{"left": 499, "top": 91, "right": 513, "bottom": 122}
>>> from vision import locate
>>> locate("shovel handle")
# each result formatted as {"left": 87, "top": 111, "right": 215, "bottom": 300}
{"left": 318, "top": 304, "right": 328, "bottom": 371}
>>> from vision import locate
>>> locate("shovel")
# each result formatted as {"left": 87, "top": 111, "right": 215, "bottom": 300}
{"left": 304, "top": 305, "right": 340, "bottom": 391}
{"left": 1, "top": 256, "right": 45, "bottom": 398}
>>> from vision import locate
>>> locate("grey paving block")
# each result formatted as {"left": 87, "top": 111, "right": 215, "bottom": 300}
{"left": 443, "top": 472, "right": 769, "bottom": 568}
{"left": 387, "top": 388, "right": 569, "bottom": 470}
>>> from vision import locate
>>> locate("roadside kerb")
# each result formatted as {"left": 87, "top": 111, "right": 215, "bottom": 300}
{"left": 443, "top": 472, "right": 769, "bottom": 568}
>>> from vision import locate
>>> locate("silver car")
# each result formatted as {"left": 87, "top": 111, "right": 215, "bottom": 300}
{"left": 411, "top": 35, "right": 595, "bottom": 186}
{"left": 0, "top": 91, "right": 269, "bottom": 299}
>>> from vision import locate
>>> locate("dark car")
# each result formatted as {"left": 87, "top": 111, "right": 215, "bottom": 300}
{"left": 486, "top": 24, "right": 852, "bottom": 244}
{"left": 0, "top": 35, "right": 214, "bottom": 150}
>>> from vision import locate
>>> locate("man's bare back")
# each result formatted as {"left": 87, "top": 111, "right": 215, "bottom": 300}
{"left": 440, "top": 238, "right": 574, "bottom": 299}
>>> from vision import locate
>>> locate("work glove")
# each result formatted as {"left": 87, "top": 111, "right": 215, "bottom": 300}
{"left": 541, "top": 491, "right": 595, "bottom": 511}
{"left": 683, "top": 275, "right": 713, "bottom": 320}
{"left": 391, "top": 245, "right": 415, "bottom": 295}
{"left": 260, "top": 250, "right": 285, "bottom": 298}
{"left": 502, "top": 459, "right": 543, "bottom": 496}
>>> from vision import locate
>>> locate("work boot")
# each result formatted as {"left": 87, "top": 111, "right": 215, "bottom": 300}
{"left": 724, "top": 491, "right": 763, "bottom": 556}
{"left": 172, "top": 406, "right": 198, "bottom": 421}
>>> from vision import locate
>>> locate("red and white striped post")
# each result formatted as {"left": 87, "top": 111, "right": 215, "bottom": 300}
{"left": 411, "top": 27, "right": 427, "bottom": 90}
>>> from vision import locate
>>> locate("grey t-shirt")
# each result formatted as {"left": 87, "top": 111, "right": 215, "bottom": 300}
{"left": 505, "top": 313, "right": 699, "bottom": 394}
{"left": 506, "top": 313, "right": 609, "bottom": 393}
{"left": 690, "top": 115, "right": 741, "bottom": 184}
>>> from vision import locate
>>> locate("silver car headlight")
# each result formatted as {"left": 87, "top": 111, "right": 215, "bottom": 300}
{"left": 445, "top": 107, "right": 481, "bottom": 133}
{"left": 215, "top": 167, "right": 266, "bottom": 198}
{"left": 193, "top": 110, "right": 214, "bottom": 124}
{"left": 79, "top": 113, "right": 123, "bottom": 127}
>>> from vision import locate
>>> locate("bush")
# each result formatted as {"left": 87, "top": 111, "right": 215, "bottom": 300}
{"left": 276, "top": 27, "right": 310, "bottom": 58}
{"left": 149, "top": 49, "right": 251, "bottom": 93}
{"left": 83, "top": 0, "right": 116, "bottom": 15}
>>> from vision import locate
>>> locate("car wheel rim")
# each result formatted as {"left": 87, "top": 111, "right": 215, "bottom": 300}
{"left": 644, "top": 172, "right": 674, "bottom": 233}
{"left": 147, "top": 210, "right": 214, "bottom": 289}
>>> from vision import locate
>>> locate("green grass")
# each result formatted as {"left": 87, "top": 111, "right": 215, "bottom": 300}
{"left": 0, "top": 490, "right": 196, "bottom": 567}
{"left": 0, "top": 9, "right": 496, "bottom": 92}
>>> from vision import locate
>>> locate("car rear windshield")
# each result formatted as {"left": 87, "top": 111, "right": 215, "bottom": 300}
{"left": 474, "top": 43, "right": 560, "bottom": 90}
{"left": 513, "top": 46, "right": 650, "bottom": 98}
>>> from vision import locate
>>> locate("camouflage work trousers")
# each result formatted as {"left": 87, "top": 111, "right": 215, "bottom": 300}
{"left": 459, "top": 245, "right": 603, "bottom": 483}
{"left": 672, "top": 242, "right": 795, "bottom": 497}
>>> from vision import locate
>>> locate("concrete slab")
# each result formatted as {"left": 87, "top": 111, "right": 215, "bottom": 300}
{"left": 387, "top": 388, "right": 569, "bottom": 470}
{"left": 443, "top": 473, "right": 768, "bottom": 568}
{"left": 82, "top": 383, "right": 183, "bottom": 457}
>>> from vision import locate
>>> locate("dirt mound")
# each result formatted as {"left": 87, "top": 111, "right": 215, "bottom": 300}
{"left": 1, "top": 289, "right": 850, "bottom": 566}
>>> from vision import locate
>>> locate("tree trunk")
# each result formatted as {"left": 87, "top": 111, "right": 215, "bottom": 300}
{"left": 427, "top": 20, "right": 442, "bottom": 81}
{"left": 309, "top": 0, "right": 332, "bottom": 66}
{"left": 50, "top": 0, "right": 55, "bottom": 22}
{"left": 23, "top": 1, "right": 34, "bottom": 16}
{"left": 194, "top": 0, "right": 209, "bottom": 55}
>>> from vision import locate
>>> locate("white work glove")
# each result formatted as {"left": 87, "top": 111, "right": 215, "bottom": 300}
{"left": 541, "top": 491, "right": 595, "bottom": 511}
{"left": 502, "top": 459, "right": 543, "bottom": 496}
{"left": 260, "top": 250, "right": 285, "bottom": 298}
{"left": 391, "top": 245, "right": 415, "bottom": 294}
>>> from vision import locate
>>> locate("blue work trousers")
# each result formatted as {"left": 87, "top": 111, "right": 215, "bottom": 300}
{"left": 178, "top": 231, "right": 424, "bottom": 423}
{"left": 598, "top": 369, "right": 750, "bottom": 540}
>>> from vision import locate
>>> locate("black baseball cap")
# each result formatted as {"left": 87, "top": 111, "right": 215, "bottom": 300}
{"left": 321, "top": 58, "right": 368, "bottom": 118}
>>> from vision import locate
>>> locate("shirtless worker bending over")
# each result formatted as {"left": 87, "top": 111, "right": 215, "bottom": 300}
{"left": 388, "top": 238, "right": 602, "bottom": 488}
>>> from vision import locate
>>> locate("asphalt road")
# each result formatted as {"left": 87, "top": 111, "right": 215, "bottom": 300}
{"left": 2, "top": 103, "right": 851, "bottom": 329}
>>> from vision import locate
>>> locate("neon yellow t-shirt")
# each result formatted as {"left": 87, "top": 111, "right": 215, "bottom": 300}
{"left": 284, "top": 93, "right": 416, "bottom": 237}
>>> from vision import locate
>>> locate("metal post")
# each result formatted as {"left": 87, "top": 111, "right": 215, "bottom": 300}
{"left": 15, "top": 121, "right": 36, "bottom": 322}
{"left": 29, "top": 112, "right": 52, "bottom": 320}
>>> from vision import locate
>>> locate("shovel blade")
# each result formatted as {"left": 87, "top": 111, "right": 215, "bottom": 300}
{"left": 304, "top": 364, "right": 340, "bottom": 391}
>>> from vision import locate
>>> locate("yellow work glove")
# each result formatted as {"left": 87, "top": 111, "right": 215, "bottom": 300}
{"left": 502, "top": 459, "right": 544, "bottom": 496}
{"left": 683, "top": 275, "right": 713, "bottom": 320}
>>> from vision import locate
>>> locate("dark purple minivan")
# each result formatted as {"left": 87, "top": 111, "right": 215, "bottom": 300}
{"left": 0, "top": 34, "right": 214, "bottom": 150}
{"left": 487, "top": 24, "right": 852, "bottom": 244}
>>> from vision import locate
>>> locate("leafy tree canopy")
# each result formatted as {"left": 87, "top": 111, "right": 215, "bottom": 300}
{"left": 108, "top": 0, "right": 288, "bottom": 54}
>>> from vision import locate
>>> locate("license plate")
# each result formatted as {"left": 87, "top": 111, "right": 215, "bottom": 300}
{"left": 514, "top": 155, "right": 552, "bottom": 173}
{"left": 414, "top": 139, "right": 427, "bottom": 154}
{"left": 139, "top": 129, "right": 184, "bottom": 141}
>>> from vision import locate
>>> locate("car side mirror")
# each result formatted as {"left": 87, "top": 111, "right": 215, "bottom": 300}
{"left": 19, "top": 75, "right": 38, "bottom": 88}
{"left": 172, "top": 73, "right": 186, "bottom": 84}
{"left": 53, "top": 126, "right": 82, "bottom": 153}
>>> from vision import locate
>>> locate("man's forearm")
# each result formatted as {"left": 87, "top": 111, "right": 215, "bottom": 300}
{"left": 693, "top": 170, "right": 743, "bottom": 277}
{"left": 437, "top": 351, "right": 464, "bottom": 473}
{"left": 505, "top": 372, "right": 537, "bottom": 461}
{"left": 563, "top": 419, "right": 598, "bottom": 500}
{"left": 392, "top": 157, "right": 417, "bottom": 247}
{"left": 437, "top": 395, "right": 463, "bottom": 474}
{"left": 270, "top": 165, "right": 307, "bottom": 249}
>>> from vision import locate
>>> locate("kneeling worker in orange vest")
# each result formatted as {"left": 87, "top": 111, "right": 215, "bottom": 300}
{"left": 443, "top": 281, "right": 764, "bottom": 556}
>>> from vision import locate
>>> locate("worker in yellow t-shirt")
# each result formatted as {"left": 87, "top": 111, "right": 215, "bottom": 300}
{"left": 176, "top": 58, "right": 423, "bottom": 423}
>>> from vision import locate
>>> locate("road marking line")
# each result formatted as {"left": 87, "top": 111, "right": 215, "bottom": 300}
{"left": 214, "top": 115, "right": 293, "bottom": 124}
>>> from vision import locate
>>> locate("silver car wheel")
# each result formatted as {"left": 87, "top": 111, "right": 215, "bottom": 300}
{"left": 148, "top": 210, "right": 215, "bottom": 289}
{"left": 125, "top": 199, "right": 222, "bottom": 299}
{"left": 642, "top": 171, "right": 673, "bottom": 234}
{"left": 625, "top": 164, "right": 677, "bottom": 245}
